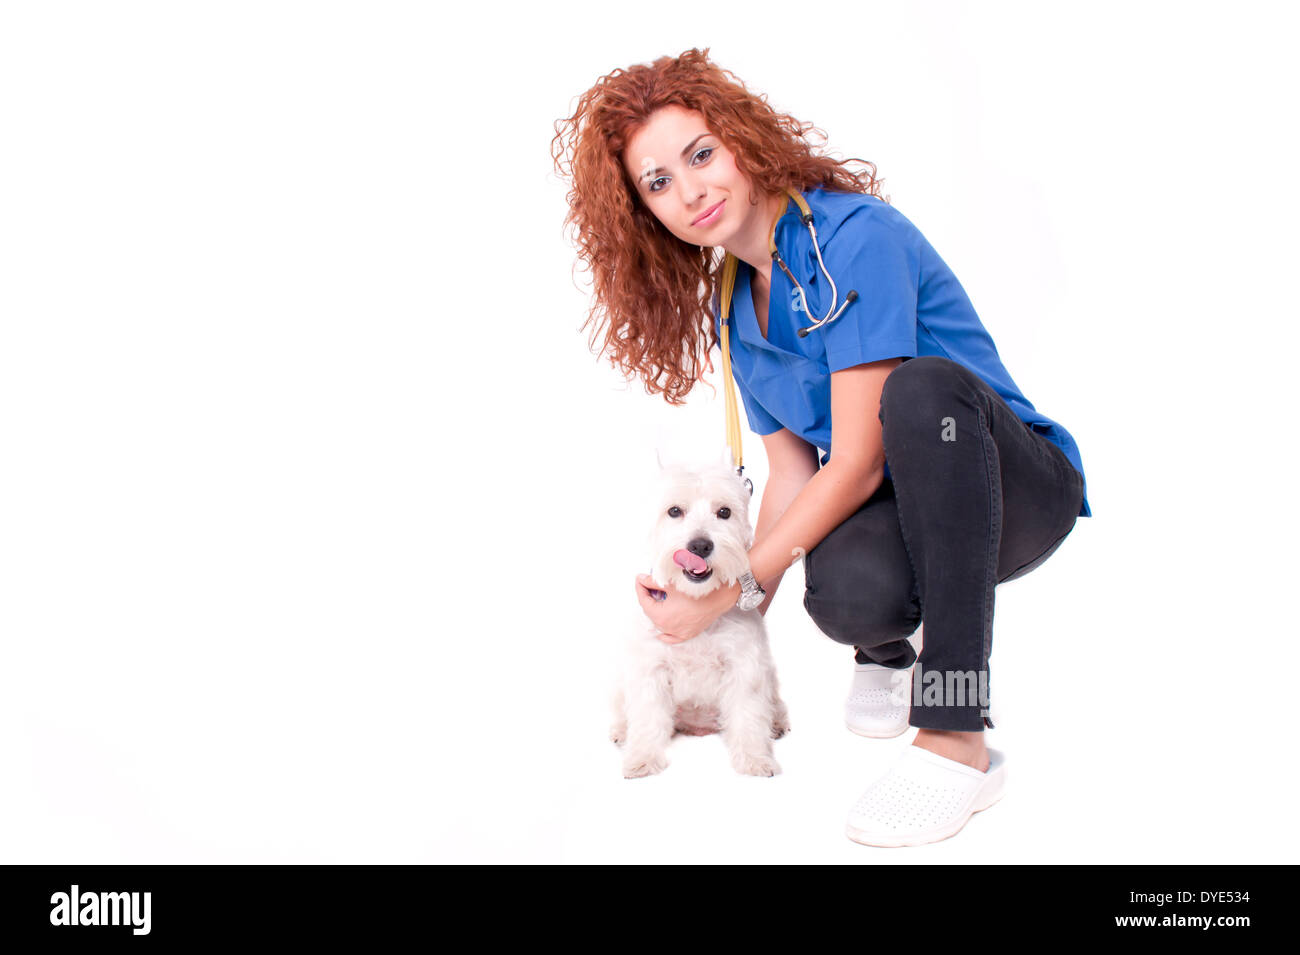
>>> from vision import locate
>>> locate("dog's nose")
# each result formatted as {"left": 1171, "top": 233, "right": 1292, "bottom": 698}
{"left": 686, "top": 537, "right": 713, "bottom": 559}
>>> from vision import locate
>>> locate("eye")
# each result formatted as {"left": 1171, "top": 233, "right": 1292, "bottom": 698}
{"left": 716, "top": 507, "right": 731, "bottom": 519}
{"left": 646, "top": 148, "right": 712, "bottom": 194}
{"left": 667, "top": 506, "right": 683, "bottom": 518}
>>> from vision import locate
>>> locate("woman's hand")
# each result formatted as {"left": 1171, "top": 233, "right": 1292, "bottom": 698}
{"left": 634, "top": 574, "right": 738, "bottom": 644}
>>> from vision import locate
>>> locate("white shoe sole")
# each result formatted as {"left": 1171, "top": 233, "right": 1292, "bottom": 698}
{"left": 845, "top": 718, "right": 910, "bottom": 739}
{"left": 846, "top": 748, "right": 1007, "bottom": 848}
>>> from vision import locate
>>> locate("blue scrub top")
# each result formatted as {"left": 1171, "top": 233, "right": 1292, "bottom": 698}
{"left": 713, "top": 186, "right": 1091, "bottom": 518}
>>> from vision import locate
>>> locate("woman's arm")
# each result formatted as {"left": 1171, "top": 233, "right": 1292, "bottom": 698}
{"left": 750, "top": 428, "right": 821, "bottom": 615}
{"left": 742, "top": 357, "right": 901, "bottom": 596}
{"left": 636, "top": 356, "right": 902, "bottom": 638}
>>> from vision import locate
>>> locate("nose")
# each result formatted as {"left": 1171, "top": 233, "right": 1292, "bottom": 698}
{"left": 679, "top": 172, "right": 706, "bottom": 208}
{"left": 686, "top": 537, "right": 714, "bottom": 559}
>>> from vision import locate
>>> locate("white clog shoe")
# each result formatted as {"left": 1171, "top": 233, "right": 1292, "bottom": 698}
{"left": 846, "top": 745, "right": 1007, "bottom": 847}
{"left": 845, "top": 662, "right": 913, "bottom": 738}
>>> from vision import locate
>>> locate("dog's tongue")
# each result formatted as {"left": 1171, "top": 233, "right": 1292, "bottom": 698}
{"left": 673, "top": 549, "right": 708, "bottom": 574}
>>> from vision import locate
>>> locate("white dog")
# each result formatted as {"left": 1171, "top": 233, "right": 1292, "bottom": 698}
{"left": 611, "top": 451, "right": 789, "bottom": 777}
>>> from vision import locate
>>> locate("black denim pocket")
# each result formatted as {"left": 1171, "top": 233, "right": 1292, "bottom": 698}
{"left": 1030, "top": 427, "right": 1086, "bottom": 501}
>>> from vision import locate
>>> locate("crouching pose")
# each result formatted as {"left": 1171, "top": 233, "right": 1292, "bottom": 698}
{"left": 555, "top": 48, "right": 1090, "bottom": 846}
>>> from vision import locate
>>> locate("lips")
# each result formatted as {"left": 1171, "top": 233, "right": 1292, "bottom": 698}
{"left": 693, "top": 200, "right": 725, "bottom": 226}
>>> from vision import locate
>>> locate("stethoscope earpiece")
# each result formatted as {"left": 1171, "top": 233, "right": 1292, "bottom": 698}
{"left": 797, "top": 288, "right": 859, "bottom": 337}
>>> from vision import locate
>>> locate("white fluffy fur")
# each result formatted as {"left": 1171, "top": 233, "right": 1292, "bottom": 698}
{"left": 611, "top": 450, "right": 790, "bottom": 777}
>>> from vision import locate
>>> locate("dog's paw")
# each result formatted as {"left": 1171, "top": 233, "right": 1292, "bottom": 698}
{"left": 622, "top": 752, "right": 668, "bottom": 778}
{"left": 771, "top": 718, "right": 791, "bottom": 739}
{"left": 732, "top": 753, "right": 781, "bottom": 777}
{"left": 609, "top": 722, "right": 627, "bottom": 746}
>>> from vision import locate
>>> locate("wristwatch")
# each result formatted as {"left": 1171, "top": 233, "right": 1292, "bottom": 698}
{"left": 736, "top": 571, "right": 766, "bottom": 611}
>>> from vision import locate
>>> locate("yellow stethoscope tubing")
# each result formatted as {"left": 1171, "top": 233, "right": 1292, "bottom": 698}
{"left": 718, "top": 187, "right": 854, "bottom": 475}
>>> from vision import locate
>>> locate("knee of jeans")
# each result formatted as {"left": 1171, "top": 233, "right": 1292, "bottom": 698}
{"left": 803, "top": 546, "right": 918, "bottom": 648}
{"left": 879, "top": 356, "right": 975, "bottom": 426}
{"left": 803, "top": 586, "right": 919, "bottom": 648}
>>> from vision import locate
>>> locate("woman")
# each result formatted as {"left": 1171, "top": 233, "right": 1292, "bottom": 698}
{"left": 551, "top": 48, "right": 1090, "bottom": 847}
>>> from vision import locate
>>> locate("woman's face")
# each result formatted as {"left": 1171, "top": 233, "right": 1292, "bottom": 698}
{"left": 622, "top": 105, "right": 763, "bottom": 250}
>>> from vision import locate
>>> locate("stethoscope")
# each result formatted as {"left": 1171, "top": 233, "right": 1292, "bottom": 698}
{"left": 720, "top": 186, "right": 859, "bottom": 340}
{"left": 716, "top": 186, "right": 860, "bottom": 483}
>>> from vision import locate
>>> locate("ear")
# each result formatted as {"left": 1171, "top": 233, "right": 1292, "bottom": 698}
{"left": 655, "top": 446, "right": 666, "bottom": 471}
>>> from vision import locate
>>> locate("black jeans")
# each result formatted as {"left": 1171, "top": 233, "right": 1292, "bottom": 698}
{"left": 801, "top": 356, "right": 1085, "bottom": 732}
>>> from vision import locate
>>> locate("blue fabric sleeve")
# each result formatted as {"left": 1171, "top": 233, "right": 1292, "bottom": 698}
{"left": 818, "top": 210, "right": 920, "bottom": 372}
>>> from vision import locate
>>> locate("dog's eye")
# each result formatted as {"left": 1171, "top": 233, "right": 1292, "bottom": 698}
{"left": 716, "top": 507, "right": 731, "bottom": 519}
{"left": 667, "top": 506, "right": 683, "bottom": 518}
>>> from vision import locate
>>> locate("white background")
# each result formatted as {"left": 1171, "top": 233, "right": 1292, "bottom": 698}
{"left": 1, "top": 0, "right": 1296, "bottom": 863}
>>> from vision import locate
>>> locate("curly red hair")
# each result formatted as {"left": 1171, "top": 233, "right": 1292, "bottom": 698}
{"left": 551, "top": 47, "right": 888, "bottom": 404}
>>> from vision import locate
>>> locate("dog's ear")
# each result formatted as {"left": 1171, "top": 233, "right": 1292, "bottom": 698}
{"left": 655, "top": 446, "right": 666, "bottom": 471}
